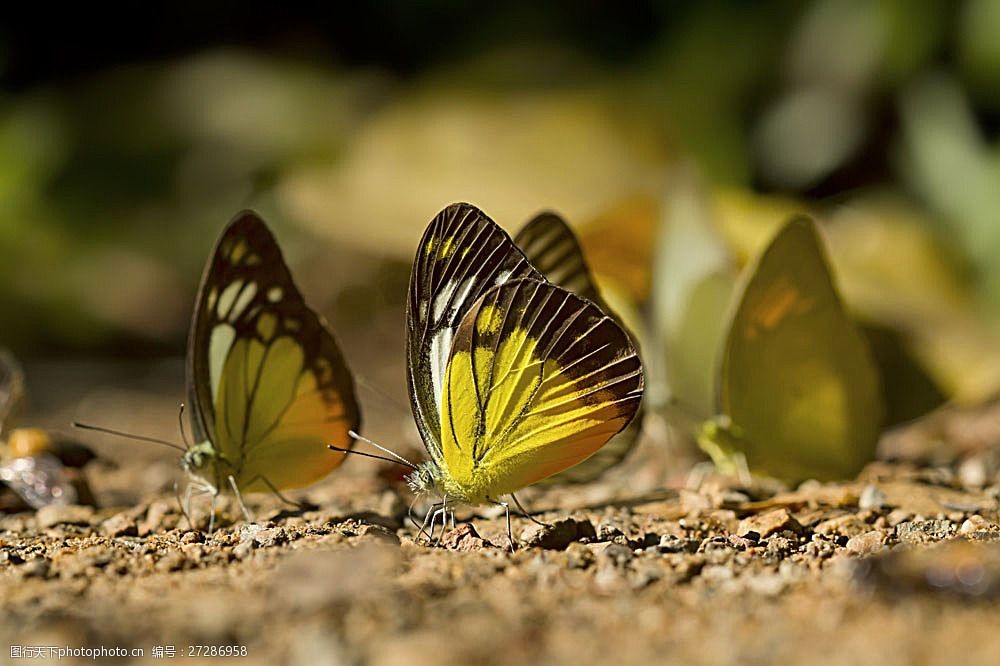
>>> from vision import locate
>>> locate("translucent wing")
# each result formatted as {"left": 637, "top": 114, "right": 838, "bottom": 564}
{"left": 717, "top": 217, "right": 883, "bottom": 481}
{"left": 406, "top": 203, "right": 543, "bottom": 464}
{"left": 0, "top": 453, "right": 77, "bottom": 509}
{"left": 187, "top": 211, "right": 361, "bottom": 492}
{"left": 440, "top": 279, "right": 644, "bottom": 501}
{"left": 515, "top": 212, "right": 642, "bottom": 483}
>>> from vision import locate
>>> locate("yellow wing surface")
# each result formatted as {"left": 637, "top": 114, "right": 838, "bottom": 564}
{"left": 716, "top": 217, "right": 882, "bottom": 481}
{"left": 187, "top": 212, "right": 360, "bottom": 492}
{"left": 406, "top": 203, "right": 543, "bottom": 469}
{"left": 514, "top": 212, "right": 643, "bottom": 483}
{"left": 439, "top": 279, "right": 643, "bottom": 502}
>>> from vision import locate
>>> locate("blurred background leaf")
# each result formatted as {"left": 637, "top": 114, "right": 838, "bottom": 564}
{"left": 0, "top": 1, "right": 995, "bottom": 416}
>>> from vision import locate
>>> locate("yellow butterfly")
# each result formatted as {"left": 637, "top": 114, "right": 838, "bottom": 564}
{"left": 513, "top": 212, "right": 644, "bottom": 484}
{"left": 403, "top": 203, "right": 644, "bottom": 540}
{"left": 181, "top": 211, "right": 361, "bottom": 523}
{"left": 81, "top": 211, "right": 361, "bottom": 529}
{"left": 697, "top": 217, "right": 883, "bottom": 481}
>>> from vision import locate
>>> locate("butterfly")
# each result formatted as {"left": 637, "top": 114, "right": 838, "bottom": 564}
{"left": 160, "top": 211, "right": 360, "bottom": 527}
{"left": 694, "top": 216, "right": 883, "bottom": 481}
{"left": 513, "top": 212, "right": 644, "bottom": 484}
{"left": 0, "top": 350, "right": 88, "bottom": 509}
{"left": 403, "top": 202, "right": 644, "bottom": 539}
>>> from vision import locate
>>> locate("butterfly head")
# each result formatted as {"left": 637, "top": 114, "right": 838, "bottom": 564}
{"left": 405, "top": 460, "right": 445, "bottom": 495}
{"left": 181, "top": 441, "right": 216, "bottom": 475}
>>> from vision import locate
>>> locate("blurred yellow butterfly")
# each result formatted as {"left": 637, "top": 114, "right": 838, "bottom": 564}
{"left": 181, "top": 211, "right": 361, "bottom": 524}
{"left": 80, "top": 212, "right": 361, "bottom": 529}
{"left": 697, "top": 217, "right": 883, "bottom": 481}
{"left": 403, "top": 203, "right": 643, "bottom": 540}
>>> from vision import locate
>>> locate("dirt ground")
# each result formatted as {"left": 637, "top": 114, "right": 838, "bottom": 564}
{"left": 3, "top": 352, "right": 1000, "bottom": 665}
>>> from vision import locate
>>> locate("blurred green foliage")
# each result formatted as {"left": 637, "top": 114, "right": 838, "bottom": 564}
{"left": 0, "top": 0, "right": 996, "bottom": 398}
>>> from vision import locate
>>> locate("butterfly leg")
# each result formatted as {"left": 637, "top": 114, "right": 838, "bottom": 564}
{"left": 228, "top": 475, "right": 256, "bottom": 524}
{"left": 208, "top": 490, "right": 218, "bottom": 534}
{"left": 183, "top": 479, "right": 215, "bottom": 531}
{"left": 510, "top": 493, "right": 549, "bottom": 527}
{"left": 431, "top": 494, "right": 450, "bottom": 546}
{"left": 416, "top": 501, "right": 442, "bottom": 545}
{"left": 175, "top": 480, "right": 194, "bottom": 530}
{"left": 490, "top": 498, "right": 515, "bottom": 553}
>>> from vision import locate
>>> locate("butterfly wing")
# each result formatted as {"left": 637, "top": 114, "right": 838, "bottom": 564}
{"left": 0, "top": 453, "right": 77, "bottom": 509}
{"left": 515, "top": 212, "right": 604, "bottom": 306}
{"left": 187, "top": 211, "right": 360, "bottom": 492}
{"left": 515, "top": 212, "right": 642, "bottom": 483}
{"left": 717, "top": 217, "right": 883, "bottom": 481}
{"left": 439, "top": 279, "right": 644, "bottom": 501}
{"left": 406, "top": 203, "right": 543, "bottom": 465}
{"left": 0, "top": 349, "right": 25, "bottom": 439}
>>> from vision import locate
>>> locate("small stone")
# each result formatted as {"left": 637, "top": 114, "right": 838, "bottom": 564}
{"left": 595, "top": 522, "right": 624, "bottom": 542}
{"left": 233, "top": 540, "right": 256, "bottom": 560}
{"left": 846, "top": 530, "right": 885, "bottom": 556}
{"left": 180, "top": 530, "right": 205, "bottom": 544}
{"left": 565, "top": 542, "right": 594, "bottom": 569}
{"left": 737, "top": 509, "right": 801, "bottom": 539}
{"left": 239, "top": 523, "right": 266, "bottom": 543}
{"left": 253, "top": 527, "right": 288, "bottom": 548}
{"left": 36, "top": 504, "right": 93, "bottom": 529}
{"left": 814, "top": 514, "right": 869, "bottom": 538}
{"left": 139, "top": 501, "right": 174, "bottom": 536}
{"left": 958, "top": 456, "right": 990, "bottom": 489}
{"left": 897, "top": 520, "right": 956, "bottom": 545}
{"left": 656, "top": 534, "right": 700, "bottom": 554}
{"left": 886, "top": 509, "right": 911, "bottom": 527}
{"left": 521, "top": 518, "right": 595, "bottom": 550}
{"left": 440, "top": 523, "right": 494, "bottom": 551}
{"left": 728, "top": 532, "right": 759, "bottom": 550}
{"left": 961, "top": 515, "right": 999, "bottom": 536}
{"left": 859, "top": 484, "right": 888, "bottom": 510}
{"left": 101, "top": 512, "right": 138, "bottom": 537}
{"left": 596, "top": 542, "right": 633, "bottom": 567}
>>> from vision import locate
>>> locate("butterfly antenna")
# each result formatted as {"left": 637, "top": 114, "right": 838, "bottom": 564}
{"left": 327, "top": 444, "right": 418, "bottom": 471}
{"left": 177, "top": 403, "right": 192, "bottom": 449}
{"left": 349, "top": 430, "right": 419, "bottom": 469}
{"left": 72, "top": 422, "right": 188, "bottom": 453}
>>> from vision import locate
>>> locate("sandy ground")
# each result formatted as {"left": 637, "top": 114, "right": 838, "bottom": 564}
{"left": 2, "top": 352, "right": 1000, "bottom": 666}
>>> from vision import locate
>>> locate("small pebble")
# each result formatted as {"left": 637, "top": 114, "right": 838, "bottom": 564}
{"left": 440, "top": 524, "right": 494, "bottom": 551}
{"left": 961, "top": 515, "right": 999, "bottom": 536}
{"left": 858, "top": 485, "right": 888, "bottom": 510}
{"left": 738, "top": 509, "right": 801, "bottom": 539}
{"left": 846, "top": 530, "right": 885, "bottom": 556}
{"left": 522, "top": 518, "right": 595, "bottom": 550}
{"left": 101, "top": 512, "right": 138, "bottom": 538}
{"left": 37, "top": 505, "right": 94, "bottom": 529}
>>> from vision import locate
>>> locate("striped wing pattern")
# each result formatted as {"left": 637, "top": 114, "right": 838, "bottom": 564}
{"left": 515, "top": 212, "right": 643, "bottom": 483}
{"left": 186, "top": 211, "right": 360, "bottom": 491}
{"left": 514, "top": 212, "right": 602, "bottom": 305}
{"left": 440, "top": 279, "right": 643, "bottom": 502}
{"left": 406, "top": 203, "right": 543, "bottom": 464}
